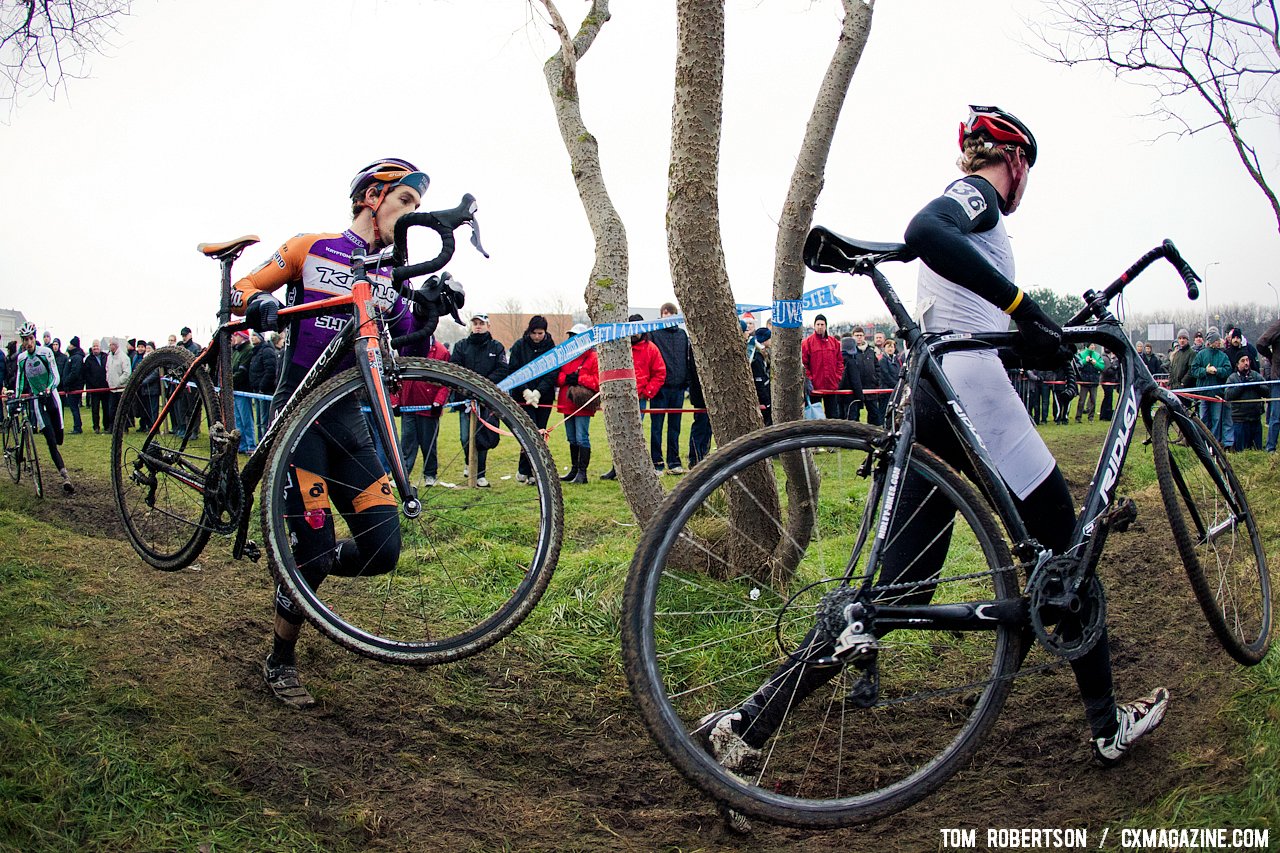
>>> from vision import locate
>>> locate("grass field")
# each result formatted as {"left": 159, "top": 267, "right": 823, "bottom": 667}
{"left": 1, "top": 414, "right": 1277, "bottom": 851}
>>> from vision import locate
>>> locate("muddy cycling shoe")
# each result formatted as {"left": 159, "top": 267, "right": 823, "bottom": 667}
{"left": 696, "top": 710, "right": 760, "bottom": 834}
{"left": 1092, "top": 687, "right": 1169, "bottom": 767}
{"left": 263, "top": 656, "right": 317, "bottom": 709}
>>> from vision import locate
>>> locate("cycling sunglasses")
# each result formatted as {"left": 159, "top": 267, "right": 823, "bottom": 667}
{"left": 375, "top": 170, "right": 430, "bottom": 198}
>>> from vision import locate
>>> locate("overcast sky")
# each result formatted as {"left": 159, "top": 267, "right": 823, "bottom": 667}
{"left": 2, "top": 0, "right": 1277, "bottom": 343}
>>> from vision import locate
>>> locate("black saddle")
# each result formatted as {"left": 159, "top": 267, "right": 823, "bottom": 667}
{"left": 803, "top": 226, "right": 916, "bottom": 274}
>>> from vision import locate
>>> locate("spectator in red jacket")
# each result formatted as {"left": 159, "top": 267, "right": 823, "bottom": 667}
{"left": 801, "top": 313, "right": 844, "bottom": 418}
{"left": 556, "top": 324, "right": 600, "bottom": 484}
{"left": 396, "top": 335, "right": 451, "bottom": 487}
{"left": 603, "top": 314, "right": 667, "bottom": 480}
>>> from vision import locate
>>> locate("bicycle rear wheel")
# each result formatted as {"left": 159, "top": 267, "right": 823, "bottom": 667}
{"left": 260, "top": 357, "right": 563, "bottom": 665}
{"left": 1151, "top": 404, "right": 1272, "bottom": 664}
{"left": 23, "top": 419, "right": 42, "bottom": 499}
{"left": 622, "top": 420, "right": 1024, "bottom": 828}
{"left": 3, "top": 415, "right": 20, "bottom": 483}
{"left": 111, "top": 346, "right": 219, "bottom": 570}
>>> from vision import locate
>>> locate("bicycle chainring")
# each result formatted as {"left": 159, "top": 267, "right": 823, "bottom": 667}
{"left": 204, "top": 464, "right": 244, "bottom": 535}
{"left": 1027, "top": 555, "right": 1106, "bottom": 661}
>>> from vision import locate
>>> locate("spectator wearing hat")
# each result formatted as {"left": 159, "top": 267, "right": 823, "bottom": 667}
{"left": 1192, "top": 330, "right": 1206, "bottom": 353}
{"left": 802, "top": 314, "right": 844, "bottom": 419}
{"left": 507, "top": 315, "right": 557, "bottom": 484}
{"left": 1255, "top": 317, "right": 1280, "bottom": 452}
{"left": 62, "top": 335, "right": 85, "bottom": 433}
{"left": 649, "top": 302, "right": 690, "bottom": 474}
{"left": 450, "top": 312, "right": 509, "bottom": 487}
{"left": 1168, "top": 329, "right": 1194, "bottom": 390}
{"left": 230, "top": 329, "right": 256, "bottom": 453}
{"left": 602, "top": 314, "right": 666, "bottom": 480}
{"left": 82, "top": 340, "right": 109, "bottom": 432}
{"left": 1190, "top": 328, "right": 1231, "bottom": 444}
{"left": 556, "top": 323, "right": 599, "bottom": 484}
{"left": 249, "top": 331, "right": 278, "bottom": 440}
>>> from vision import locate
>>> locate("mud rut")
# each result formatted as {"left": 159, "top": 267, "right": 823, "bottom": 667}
{"left": 33, "top": 449, "right": 1252, "bottom": 852}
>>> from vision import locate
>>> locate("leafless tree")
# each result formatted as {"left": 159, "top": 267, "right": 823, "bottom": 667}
{"left": 535, "top": 0, "right": 666, "bottom": 524}
{"left": 1034, "top": 0, "right": 1280, "bottom": 232}
{"left": 1, "top": 0, "right": 130, "bottom": 103}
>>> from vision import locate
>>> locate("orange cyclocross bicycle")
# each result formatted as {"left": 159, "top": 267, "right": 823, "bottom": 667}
{"left": 111, "top": 196, "right": 563, "bottom": 665}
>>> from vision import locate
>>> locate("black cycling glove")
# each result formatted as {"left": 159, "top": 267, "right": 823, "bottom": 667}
{"left": 245, "top": 293, "right": 281, "bottom": 332}
{"left": 1010, "top": 296, "right": 1064, "bottom": 365}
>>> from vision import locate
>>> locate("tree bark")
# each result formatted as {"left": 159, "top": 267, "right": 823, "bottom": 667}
{"left": 668, "top": 0, "right": 779, "bottom": 577}
{"left": 540, "top": 0, "right": 665, "bottom": 524}
{"left": 769, "top": 0, "right": 874, "bottom": 584}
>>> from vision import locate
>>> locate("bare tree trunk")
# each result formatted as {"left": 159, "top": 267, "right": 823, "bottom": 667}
{"left": 668, "top": 0, "right": 779, "bottom": 576}
{"left": 539, "top": 0, "right": 665, "bottom": 524}
{"left": 769, "top": 0, "right": 874, "bottom": 584}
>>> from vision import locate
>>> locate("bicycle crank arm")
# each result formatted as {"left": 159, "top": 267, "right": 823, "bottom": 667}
{"left": 874, "top": 598, "right": 1027, "bottom": 631}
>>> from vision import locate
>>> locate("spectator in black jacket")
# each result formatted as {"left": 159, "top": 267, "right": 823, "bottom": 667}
{"left": 3, "top": 341, "right": 17, "bottom": 393}
{"left": 508, "top": 315, "right": 557, "bottom": 484}
{"left": 450, "top": 313, "right": 509, "bottom": 486}
{"left": 1256, "top": 318, "right": 1280, "bottom": 452}
{"left": 249, "top": 332, "right": 278, "bottom": 441}
{"left": 650, "top": 303, "right": 690, "bottom": 473}
{"left": 752, "top": 328, "right": 772, "bottom": 426}
{"left": 137, "top": 342, "right": 161, "bottom": 431}
{"left": 82, "top": 340, "right": 110, "bottom": 433}
{"left": 1099, "top": 350, "right": 1119, "bottom": 421}
{"left": 879, "top": 338, "right": 902, "bottom": 390}
{"left": 841, "top": 328, "right": 879, "bottom": 423}
{"left": 62, "top": 335, "right": 85, "bottom": 433}
{"left": 1224, "top": 354, "right": 1265, "bottom": 451}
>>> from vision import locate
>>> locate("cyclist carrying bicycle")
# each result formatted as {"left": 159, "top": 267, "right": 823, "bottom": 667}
{"left": 699, "top": 108, "right": 1168, "bottom": 822}
{"left": 4, "top": 323, "right": 75, "bottom": 494}
{"left": 231, "top": 158, "right": 447, "bottom": 708}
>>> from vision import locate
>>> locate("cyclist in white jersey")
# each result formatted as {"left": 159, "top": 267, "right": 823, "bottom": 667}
{"left": 697, "top": 107, "right": 1169, "bottom": 831}
{"left": 4, "top": 323, "right": 75, "bottom": 493}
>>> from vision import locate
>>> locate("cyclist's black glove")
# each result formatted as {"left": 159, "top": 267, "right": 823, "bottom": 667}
{"left": 1010, "top": 297, "right": 1066, "bottom": 368}
{"left": 245, "top": 293, "right": 281, "bottom": 332}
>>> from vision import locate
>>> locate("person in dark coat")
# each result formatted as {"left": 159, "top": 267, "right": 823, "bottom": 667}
{"left": 249, "top": 331, "right": 279, "bottom": 441}
{"left": 649, "top": 302, "right": 690, "bottom": 473}
{"left": 1223, "top": 353, "right": 1265, "bottom": 451}
{"left": 62, "top": 335, "right": 85, "bottom": 433}
{"left": 449, "top": 313, "right": 509, "bottom": 486}
{"left": 752, "top": 328, "right": 772, "bottom": 426}
{"left": 1255, "top": 317, "right": 1280, "bottom": 451}
{"left": 1098, "top": 350, "right": 1119, "bottom": 421}
{"left": 686, "top": 342, "right": 711, "bottom": 467}
{"left": 82, "top": 340, "right": 110, "bottom": 433}
{"left": 138, "top": 342, "right": 161, "bottom": 432}
{"left": 507, "top": 315, "right": 557, "bottom": 484}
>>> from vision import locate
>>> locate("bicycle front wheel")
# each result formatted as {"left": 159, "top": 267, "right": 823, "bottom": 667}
{"left": 23, "top": 419, "right": 42, "bottom": 499}
{"left": 1152, "top": 404, "right": 1272, "bottom": 664}
{"left": 3, "top": 415, "right": 20, "bottom": 483}
{"left": 260, "top": 357, "right": 563, "bottom": 665}
{"left": 111, "top": 346, "right": 219, "bottom": 570}
{"left": 622, "top": 420, "right": 1024, "bottom": 828}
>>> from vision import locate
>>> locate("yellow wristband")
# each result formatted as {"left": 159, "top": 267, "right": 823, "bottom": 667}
{"left": 1004, "top": 289, "right": 1025, "bottom": 316}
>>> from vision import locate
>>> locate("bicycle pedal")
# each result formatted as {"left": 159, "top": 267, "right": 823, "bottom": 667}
{"left": 1104, "top": 497, "right": 1138, "bottom": 533}
{"left": 242, "top": 541, "right": 261, "bottom": 562}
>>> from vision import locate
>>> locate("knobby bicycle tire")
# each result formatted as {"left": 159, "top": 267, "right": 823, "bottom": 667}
{"left": 24, "top": 419, "right": 42, "bottom": 499}
{"left": 111, "top": 346, "right": 219, "bottom": 570}
{"left": 260, "top": 357, "right": 564, "bottom": 665}
{"left": 3, "top": 415, "right": 20, "bottom": 483}
{"left": 1151, "top": 404, "right": 1272, "bottom": 664}
{"left": 622, "top": 420, "right": 1024, "bottom": 828}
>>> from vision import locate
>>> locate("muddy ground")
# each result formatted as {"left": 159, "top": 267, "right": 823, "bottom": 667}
{"left": 16, "top": 436, "right": 1256, "bottom": 852}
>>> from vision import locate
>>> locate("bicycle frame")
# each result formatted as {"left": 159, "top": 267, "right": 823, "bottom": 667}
{"left": 838, "top": 248, "right": 1217, "bottom": 634}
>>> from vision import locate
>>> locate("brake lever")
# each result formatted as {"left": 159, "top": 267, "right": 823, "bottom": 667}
{"left": 468, "top": 220, "right": 489, "bottom": 259}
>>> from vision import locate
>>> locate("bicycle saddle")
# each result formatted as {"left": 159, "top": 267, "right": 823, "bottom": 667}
{"left": 197, "top": 235, "right": 261, "bottom": 261}
{"left": 803, "top": 226, "right": 916, "bottom": 274}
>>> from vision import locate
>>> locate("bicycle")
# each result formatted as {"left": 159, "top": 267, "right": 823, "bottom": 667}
{"left": 621, "top": 232, "right": 1272, "bottom": 828}
{"left": 110, "top": 195, "right": 564, "bottom": 665}
{"left": 2, "top": 394, "right": 43, "bottom": 498}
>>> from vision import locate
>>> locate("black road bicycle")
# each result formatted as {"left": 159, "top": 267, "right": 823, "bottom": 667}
{"left": 621, "top": 232, "right": 1272, "bottom": 827}
{"left": 110, "top": 196, "right": 563, "bottom": 665}
{"left": 3, "top": 394, "right": 44, "bottom": 498}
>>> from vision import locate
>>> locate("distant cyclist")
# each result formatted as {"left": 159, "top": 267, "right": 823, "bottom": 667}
{"left": 4, "top": 323, "right": 75, "bottom": 493}
{"left": 231, "top": 158, "right": 450, "bottom": 708}
{"left": 699, "top": 107, "right": 1167, "bottom": 830}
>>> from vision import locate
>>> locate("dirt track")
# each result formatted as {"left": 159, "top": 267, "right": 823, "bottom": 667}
{"left": 17, "top": 440, "right": 1253, "bottom": 852}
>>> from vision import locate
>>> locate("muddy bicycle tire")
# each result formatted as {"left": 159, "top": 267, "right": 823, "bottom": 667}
{"left": 261, "top": 357, "right": 563, "bottom": 666}
{"left": 1151, "top": 404, "right": 1272, "bottom": 664}
{"left": 4, "top": 414, "right": 21, "bottom": 484}
{"left": 622, "top": 420, "right": 1024, "bottom": 828}
{"left": 23, "top": 418, "right": 42, "bottom": 499}
{"left": 111, "top": 346, "right": 219, "bottom": 570}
